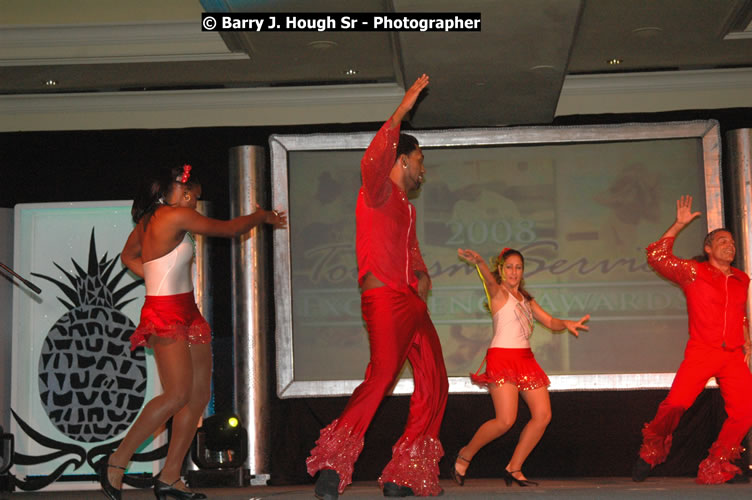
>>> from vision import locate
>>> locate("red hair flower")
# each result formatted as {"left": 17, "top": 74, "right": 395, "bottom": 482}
{"left": 499, "top": 247, "right": 511, "bottom": 261}
{"left": 179, "top": 164, "right": 192, "bottom": 183}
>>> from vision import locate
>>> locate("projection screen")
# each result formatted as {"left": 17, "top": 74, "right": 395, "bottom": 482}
{"left": 271, "top": 120, "right": 722, "bottom": 398}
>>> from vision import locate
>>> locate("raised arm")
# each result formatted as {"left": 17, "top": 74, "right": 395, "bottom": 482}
{"left": 457, "top": 248, "right": 501, "bottom": 296}
{"left": 646, "top": 195, "right": 700, "bottom": 285}
{"left": 389, "top": 74, "right": 429, "bottom": 128}
{"left": 172, "top": 205, "right": 287, "bottom": 238}
{"left": 361, "top": 74, "right": 429, "bottom": 207}
{"left": 530, "top": 300, "right": 590, "bottom": 337}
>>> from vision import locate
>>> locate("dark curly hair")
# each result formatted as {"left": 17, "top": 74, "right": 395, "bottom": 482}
{"left": 131, "top": 165, "right": 200, "bottom": 227}
{"left": 396, "top": 133, "right": 419, "bottom": 160}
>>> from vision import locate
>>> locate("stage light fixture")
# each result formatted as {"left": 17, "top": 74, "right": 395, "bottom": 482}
{"left": 191, "top": 413, "right": 248, "bottom": 470}
{"left": 187, "top": 413, "right": 249, "bottom": 488}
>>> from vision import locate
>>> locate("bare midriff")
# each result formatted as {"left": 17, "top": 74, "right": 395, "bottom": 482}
{"left": 361, "top": 272, "right": 386, "bottom": 291}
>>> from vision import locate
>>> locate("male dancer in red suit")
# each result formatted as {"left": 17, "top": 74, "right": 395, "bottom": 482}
{"left": 307, "top": 74, "right": 448, "bottom": 499}
{"left": 633, "top": 195, "right": 752, "bottom": 484}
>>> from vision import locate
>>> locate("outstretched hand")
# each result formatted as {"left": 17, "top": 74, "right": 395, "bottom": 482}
{"left": 270, "top": 210, "right": 287, "bottom": 229}
{"left": 400, "top": 74, "right": 429, "bottom": 112}
{"left": 391, "top": 74, "right": 429, "bottom": 126}
{"left": 258, "top": 204, "right": 287, "bottom": 229}
{"left": 564, "top": 314, "right": 591, "bottom": 338}
{"left": 457, "top": 248, "right": 482, "bottom": 265}
{"left": 675, "top": 195, "right": 701, "bottom": 226}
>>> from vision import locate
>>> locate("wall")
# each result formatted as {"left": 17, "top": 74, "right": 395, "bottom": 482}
{"left": 3, "top": 69, "right": 752, "bottom": 132}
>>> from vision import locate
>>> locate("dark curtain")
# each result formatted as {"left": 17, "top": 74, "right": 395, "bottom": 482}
{"left": 268, "top": 388, "right": 728, "bottom": 485}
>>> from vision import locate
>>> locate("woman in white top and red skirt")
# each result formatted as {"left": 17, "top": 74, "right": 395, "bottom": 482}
{"left": 451, "top": 247, "right": 590, "bottom": 487}
{"left": 99, "top": 164, "right": 286, "bottom": 500}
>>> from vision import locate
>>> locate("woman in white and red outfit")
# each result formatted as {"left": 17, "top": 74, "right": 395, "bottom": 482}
{"left": 452, "top": 248, "right": 590, "bottom": 487}
{"left": 99, "top": 165, "right": 286, "bottom": 500}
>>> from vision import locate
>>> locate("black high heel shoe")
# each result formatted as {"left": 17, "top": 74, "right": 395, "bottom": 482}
{"left": 502, "top": 468, "right": 538, "bottom": 487}
{"left": 97, "top": 456, "right": 125, "bottom": 500}
{"left": 153, "top": 478, "right": 207, "bottom": 500}
{"left": 450, "top": 454, "right": 471, "bottom": 486}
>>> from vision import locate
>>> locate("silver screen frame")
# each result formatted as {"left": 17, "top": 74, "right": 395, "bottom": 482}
{"left": 271, "top": 120, "right": 722, "bottom": 398}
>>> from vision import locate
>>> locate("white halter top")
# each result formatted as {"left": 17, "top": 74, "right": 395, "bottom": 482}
{"left": 142, "top": 233, "right": 194, "bottom": 296}
{"left": 489, "top": 294, "right": 534, "bottom": 349}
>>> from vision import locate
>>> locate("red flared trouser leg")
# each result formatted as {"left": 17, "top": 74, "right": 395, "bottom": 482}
{"left": 307, "top": 287, "right": 447, "bottom": 494}
{"left": 639, "top": 343, "right": 717, "bottom": 466}
{"left": 696, "top": 350, "right": 752, "bottom": 484}
{"left": 378, "top": 293, "right": 448, "bottom": 496}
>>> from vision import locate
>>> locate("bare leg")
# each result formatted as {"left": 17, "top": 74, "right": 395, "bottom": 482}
{"left": 107, "top": 338, "right": 194, "bottom": 488}
{"left": 158, "top": 342, "right": 212, "bottom": 489}
{"left": 505, "top": 386, "right": 551, "bottom": 480}
{"left": 455, "top": 383, "right": 519, "bottom": 476}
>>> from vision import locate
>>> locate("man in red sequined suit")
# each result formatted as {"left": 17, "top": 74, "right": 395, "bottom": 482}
{"left": 632, "top": 195, "right": 752, "bottom": 484}
{"left": 306, "top": 75, "right": 448, "bottom": 499}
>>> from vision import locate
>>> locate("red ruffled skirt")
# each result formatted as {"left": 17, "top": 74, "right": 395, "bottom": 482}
{"left": 470, "top": 348, "right": 550, "bottom": 391}
{"left": 130, "top": 291, "right": 212, "bottom": 350}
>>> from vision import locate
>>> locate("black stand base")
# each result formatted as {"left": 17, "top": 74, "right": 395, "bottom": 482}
{"left": 0, "top": 473, "right": 15, "bottom": 498}
{"left": 186, "top": 468, "right": 248, "bottom": 488}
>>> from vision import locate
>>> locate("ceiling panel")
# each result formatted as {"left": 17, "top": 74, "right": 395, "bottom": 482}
{"left": 397, "top": 0, "right": 582, "bottom": 127}
{"left": 205, "top": 0, "right": 397, "bottom": 85}
{"left": 569, "top": 0, "right": 752, "bottom": 73}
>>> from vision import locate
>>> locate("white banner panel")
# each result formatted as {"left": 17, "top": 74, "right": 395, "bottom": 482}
{"left": 11, "top": 201, "right": 161, "bottom": 490}
{"left": 0, "top": 207, "right": 14, "bottom": 431}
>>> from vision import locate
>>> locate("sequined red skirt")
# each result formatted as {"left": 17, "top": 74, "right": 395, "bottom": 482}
{"left": 470, "top": 348, "right": 550, "bottom": 391}
{"left": 130, "top": 291, "right": 212, "bottom": 350}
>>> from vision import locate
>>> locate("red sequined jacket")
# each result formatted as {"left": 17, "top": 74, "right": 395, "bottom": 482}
{"left": 356, "top": 120, "right": 430, "bottom": 292}
{"left": 646, "top": 237, "right": 749, "bottom": 350}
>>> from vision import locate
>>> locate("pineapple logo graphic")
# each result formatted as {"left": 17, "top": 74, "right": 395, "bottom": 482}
{"left": 31, "top": 229, "right": 146, "bottom": 443}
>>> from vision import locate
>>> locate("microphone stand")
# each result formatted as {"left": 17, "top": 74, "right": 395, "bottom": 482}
{"left": 0, "top": 261, "right": 42, "bottom": 295}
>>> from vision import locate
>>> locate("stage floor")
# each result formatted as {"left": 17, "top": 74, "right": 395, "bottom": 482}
{"left": 6, "top": 477, "right": 752, "bottom": 499}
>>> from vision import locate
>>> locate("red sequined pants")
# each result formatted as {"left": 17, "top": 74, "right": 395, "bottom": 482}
{"left": 307, "top": 286, "right": 448, "bottom": 496}
{"left": 639, "top": 341, "right": 752, "bottom": 484}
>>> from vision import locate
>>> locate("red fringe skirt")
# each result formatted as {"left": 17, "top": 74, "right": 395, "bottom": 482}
{"left": 470, "top": 348, "right": 550, "bottom": 391}
{"left": 129, "top": 291, "right": 212, "bottom": 350}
